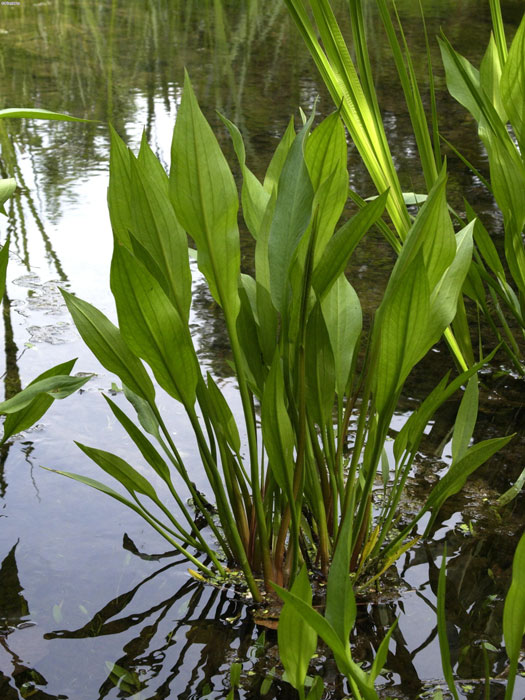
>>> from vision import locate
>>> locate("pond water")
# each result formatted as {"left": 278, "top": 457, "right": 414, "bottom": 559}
{"left": 0, "top": 1, "right": 524, "bottom": 699}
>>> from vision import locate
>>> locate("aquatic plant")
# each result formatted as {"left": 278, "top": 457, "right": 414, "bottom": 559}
{"left": 47, "top": 73, "right": 510, "bottom": 602}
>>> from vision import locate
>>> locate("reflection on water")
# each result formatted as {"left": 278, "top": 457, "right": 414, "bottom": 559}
{"left": 0, "top": 0, "right": 524, "bottom": 698}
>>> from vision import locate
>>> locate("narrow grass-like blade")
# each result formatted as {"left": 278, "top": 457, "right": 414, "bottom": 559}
{"left": 451, "top": 376, "right": 479, "bottom": 463}
{"left": 0, "top": 235, "right": 10, "bottom": 296}
{"left": 437, "top": 547, "right": 460, "bottom": 700}
{"left": 503, "top": 530, "right": 525, "bottom": 700}
{"left": 501, "top": 14, "right": 525, "bottom": 150}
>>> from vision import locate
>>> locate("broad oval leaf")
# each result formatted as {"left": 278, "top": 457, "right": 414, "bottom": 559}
{"left": 278, "top": 566, "right": 317, "bottom": 692}
{"left": 110, "top": 243, "right": 199, "bottom": 406}
{"left": 170, "top": 72, "right": 240, "bottom": 318}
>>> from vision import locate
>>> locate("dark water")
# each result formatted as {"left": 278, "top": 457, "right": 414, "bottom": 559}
{"left": 0, "top": 1, "right": 524, "bottom": 698}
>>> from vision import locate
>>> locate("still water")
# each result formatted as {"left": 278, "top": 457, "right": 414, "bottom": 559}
{"left": 0, "top": 1, "right": 524, "bottom": 698}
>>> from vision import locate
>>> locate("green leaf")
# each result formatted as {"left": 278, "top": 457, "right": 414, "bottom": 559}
{"left": 272, "top": 583, "right": 378, "bottom": 700}
{"left": 427, "top": 222, "right": 474, "bottom": 347}
{"left": 451, "top": 376, "right": 478, "bottom": 463}
{"left": 480, "top": 34, "right": 506, "bottom": 123}
{"left": 325, "top": 511, "right": 356, "bottom": 647}
{"left": 61, "top": 289, "right": 156, "bottom": 403}
{"left": 501, "top": 13, "right": 525, "bottom": 149}
{"left": 1, "top": 359, "right": 77, "bottom": 444}
{"left": 439, "top": 38, "right": 483, "bottom": 122}
{"left": 102, "top": 395, "right": 171, "bottom": 483}
{"left": 374, "top": 251, "right": 430, "bottom": 415}
{"left": 0, "top": 235, "right": 10, "bottom": 297}
{"left": 170, "top": 72, "right": 240, "bottom": 318}
{"left": 105, "top": 662, "right": 142, "bottom": 694}
{"left": 268, "top": 115, "right": 314, "bottom": 311}
{"left": 108, "top": 125, "right": 133, "bottom": 248}
{"left": 43, "top": 468, "right": 144, "bottom": 513}
{"left": 496, "top": 464, "right": 525, "bottom": 507}
{"left": 263, "top": 116, "right": 296, "bottom": 194}
{"left": 503, "top": 530, "right": 525, "bottom": 700}
{"left": 306, "top": 676, "right": 324, "bottom": 700}
{"left": 137, "top": 131, "right": 170, "bottom": 193}
{"left": 424, "top": 435, "right": 514, "bottom": 534}
{"left": 236, "top": 277, "right": 266, "bottom": 395}
{"left": 122, "top": 385, "right": 161, "bottom": 440}
{"left": 437, "top": 547, "right": 460, "bottom": 700}
{"left": 206, "top": 373, "right": 241, "bottom": 454}
{"left": 312, "top": 192, "right": 388, "bottom": 300}
{"left": 321, "top": 274, "right": 362, "bottom": 397}
{"left": 0, "top": 108, "right": 90, "bottom": 122}
{"left": 305, "top": 112, "right": 348, "bottom": 258}
{"left": 278, "top": 566, "right": 317, "bottom": 692}
{"left": 128, "top": 154, "right": 191, "bottom": 321}
{"left": 75, "top": 442, "right": 159, "bottom": 502}
{"left": 110, "top": 243, "right": 199, "bottom": 406}
{"left": 261, "top": 353, "right": 295, "bottom": 496}
{"left": 220, "top": 113, "right": 269, "bottom": 238}
{"left": 0, "top": 179, "right": 16, "bottom": 216}
{"left": 369, "top": 620, "right": 397, "bottom": 682}
{"left": 305, "top": 303, "right": 336, "bottom": 427}
{"left": 0, "top": 374, "right": 91, "bottom": 415}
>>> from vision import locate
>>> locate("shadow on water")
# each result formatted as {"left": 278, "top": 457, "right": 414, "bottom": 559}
{"left": 1, "top": 528, "right": 522, "bottom": 699}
